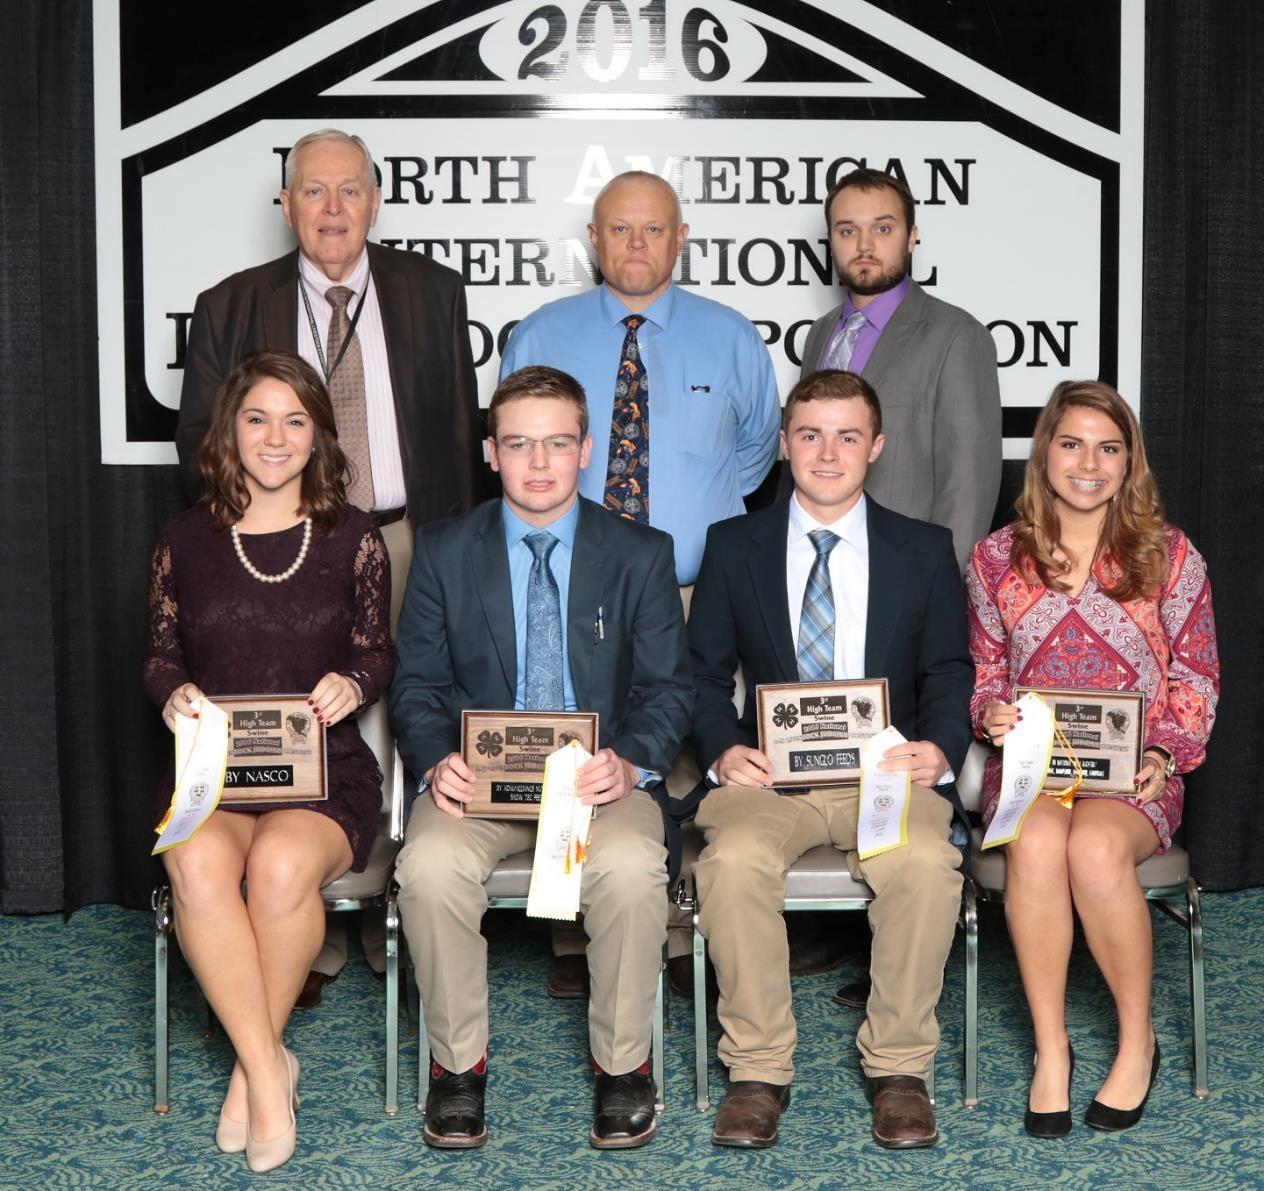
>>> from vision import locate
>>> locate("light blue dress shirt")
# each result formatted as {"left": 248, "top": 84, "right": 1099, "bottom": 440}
{"left": 500, "top": 283, "right": 781, "bottom": 584}
{"left": 502, "top": 500, "right": 580, "bottom": 712}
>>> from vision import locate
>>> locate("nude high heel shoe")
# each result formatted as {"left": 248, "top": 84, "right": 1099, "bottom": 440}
{"left": 246, "top": 1049, "right": 298, "bottom": 1173}
{"left": 218, "top": 1050, "right": 299, "bottom": 1154}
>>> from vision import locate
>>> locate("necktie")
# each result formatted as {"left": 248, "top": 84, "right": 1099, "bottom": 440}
{"left": 325, "top": 286, "right": 375, "bottom": 510}
{"left": 524, "top": 532, "right": 565, "bottom": 710}
{"left": 797, "top": 529, "right": 840, "bottom": 682}
{"left": 605, "top": 315, "right": 650, "bottom": 524}
{"left": 822, "top": 309, "right": 867, "bottom": 372}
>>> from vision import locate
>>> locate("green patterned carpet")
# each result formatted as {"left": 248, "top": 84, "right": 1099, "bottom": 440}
{"left": 3, "top": 892, "right": 1263, "bottom": 1189}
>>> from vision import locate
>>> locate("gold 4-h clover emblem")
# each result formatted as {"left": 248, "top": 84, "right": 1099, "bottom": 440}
{"left": 772, "top": 703, "right": 799, "bottom": 729}
{"left": 476, "top": 730, "right": 504, "bottom": 758}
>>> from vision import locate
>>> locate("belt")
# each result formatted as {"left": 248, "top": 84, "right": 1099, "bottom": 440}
{"left": 372, "top": 506, "right": 408, "bottom": 528}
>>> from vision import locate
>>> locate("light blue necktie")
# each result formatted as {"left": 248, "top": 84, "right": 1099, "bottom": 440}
{"left": 797, "top": 529, "right": 840, "bottom": 682}
{"left": 524, "top": 532, "right": 565, "bottom": 710}
{"left": 822, "top": 309, "right": 867, "bottom": 371}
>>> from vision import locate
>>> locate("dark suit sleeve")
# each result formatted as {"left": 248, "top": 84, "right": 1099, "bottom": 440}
{"left": 175, "top": 290, "right": 226, "bottom": 503}
{"left": 687, "top": 525, "right": 753, "bottom": 771}
{"left": 914, "top": 530, "right": 975, "bottom": 775}
{"left": 387, "top": 528, "right": 462, "bottom": 783}
{"left": 606, "top": 534, "right": 694, "bottom": 777}
{"left": 445, "top": 275, "right": 489, "bottom": 510}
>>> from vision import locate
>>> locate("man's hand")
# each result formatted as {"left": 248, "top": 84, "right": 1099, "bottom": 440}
{"left": 712, "top": 744, "right": 775, "bottom": 788}
{"left": 880, "top": 739, "right": 950, "bottom": 787}
{"left": 426, "top": 752, "right": 476, "bottom": 818}
{"left": 578, "top": 748, "right": 640, "bottom": 806}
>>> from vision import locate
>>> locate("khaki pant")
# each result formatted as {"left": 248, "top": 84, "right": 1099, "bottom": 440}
{"left": 396, "top": 789, "right": 668, "bottom": 1074}
{"left": 695, "top": 782, "right": 961, "bottom": 1084}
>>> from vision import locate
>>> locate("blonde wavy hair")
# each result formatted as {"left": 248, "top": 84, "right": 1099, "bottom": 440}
{"left": 1012, "top": 380, "right": 1168, "bottom": 602}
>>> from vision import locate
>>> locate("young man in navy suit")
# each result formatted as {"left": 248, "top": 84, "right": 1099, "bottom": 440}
{"left": 389, "top": 366, "right": 692, "bottom": 1150}
{"left": 688, "top": 369, "right": 973, "bottom": 1150}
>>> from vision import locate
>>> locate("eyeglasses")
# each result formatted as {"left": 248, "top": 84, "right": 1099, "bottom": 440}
{"left": 495, "top": 435, "right": 582, "bottom": 457}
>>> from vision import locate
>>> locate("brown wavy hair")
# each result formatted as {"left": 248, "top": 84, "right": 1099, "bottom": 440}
{"left": 197, "top": 350, "right": 348, "bottom": 533}
{"left": 1012, "top": 380, "right": 1167, "bottom": 602}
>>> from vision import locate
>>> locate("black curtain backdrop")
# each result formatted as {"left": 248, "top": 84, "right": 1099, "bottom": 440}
{"left": 1, "top": 2, "right": 1259, "bottom": 912}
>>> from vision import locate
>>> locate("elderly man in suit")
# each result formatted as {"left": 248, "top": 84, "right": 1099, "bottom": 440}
{"left": 688, "top": 369, "right": 972, "bottom": 1150}
{"left": 176, "top": 128, "right": 485, "bottom": 1004}
{"left": 389, "top": 365, "right": 692, "bottom": 1151}
{"left": 799, "top": 167, "right": 1001, "bottom": 570}
{"left": 177, "top": 127, "right": 484, "bottom": 618}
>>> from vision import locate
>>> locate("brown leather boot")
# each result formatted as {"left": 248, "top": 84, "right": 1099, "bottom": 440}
{"left": 711, "top": 1080, "right": 791, "bottom": 1149}
{"left": 868, "top": 1075, "right": 937, "bottom": 1149}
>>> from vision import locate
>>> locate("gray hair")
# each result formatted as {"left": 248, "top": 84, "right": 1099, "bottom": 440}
{"left": 590, "top": 170, "right": 683, "bottom": 227}
{"left": 284, "top": 129, "right": 377, "bottom": 191}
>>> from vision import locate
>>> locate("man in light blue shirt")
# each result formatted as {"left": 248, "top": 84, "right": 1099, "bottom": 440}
{"left": 499, "top": 171, "right": 781, "bottom": 587}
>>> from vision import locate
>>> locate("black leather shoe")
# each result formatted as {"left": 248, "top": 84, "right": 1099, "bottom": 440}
{"left": 830, "top": 973, "right": 872, "bottom": 1008}
{"left": 591, "top": 1070, "right": 657, "bottom": 1149}
{"left": 546, "top": 953, "right": 590, "bottom": 999}
{"left": 423, "top": 1059, "right": 488, "bottom": 1149}
{"left": 1025, "top": 1044, "right": 1074, "bottom": 1138}
{"left": 1084, "top": 1041, "right": 1160, "bottom": 1132}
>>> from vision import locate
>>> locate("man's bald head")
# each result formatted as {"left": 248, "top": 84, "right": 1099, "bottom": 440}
{"left": 587, "top": 172, "right": 688, "bottom": 313}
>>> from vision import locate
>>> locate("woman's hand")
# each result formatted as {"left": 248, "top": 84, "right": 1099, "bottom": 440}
{"left": 308, "top": 672, "right": 360, "bottom": 728}
{"left": 980, "top": 699, "right": 1022, "bottom": 745}
{"left": 1133, "top": 751, "right": 1169, "bottom": 806}
{"left": 162, "top": 682, "right": 205, "bottom": 732}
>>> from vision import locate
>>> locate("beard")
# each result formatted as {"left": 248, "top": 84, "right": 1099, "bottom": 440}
{"left": 840, "top": 256, "right": 908, "bottom": 297}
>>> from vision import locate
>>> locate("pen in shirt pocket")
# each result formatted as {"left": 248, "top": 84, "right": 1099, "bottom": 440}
{"left": 594, "top": 605, "right": 605, "bottom": 642}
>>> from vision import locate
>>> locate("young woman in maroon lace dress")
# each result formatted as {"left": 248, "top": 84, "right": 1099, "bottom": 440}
{"left": 144, "top": 351, "right": 394, "bottom": 1171}
{"left": 967, "top": 382, "right": 1218, "bottom": 1137}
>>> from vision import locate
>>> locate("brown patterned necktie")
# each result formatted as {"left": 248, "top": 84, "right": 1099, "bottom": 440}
{"left": 325, "top": 285, "right": 374, "bottom": 510}
{"left": 604, "top": 315, "right": 649, "bottom": 524}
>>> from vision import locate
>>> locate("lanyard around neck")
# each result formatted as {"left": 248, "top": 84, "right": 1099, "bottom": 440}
{"left": 297, "top": 264, "right": 371, "bottom": 383}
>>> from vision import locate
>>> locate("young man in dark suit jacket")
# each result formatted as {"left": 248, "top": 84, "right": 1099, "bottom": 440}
{"left": 688, "top": 369, "right": 973, "bottom": 1151}
{"left": 389, "top": 366, "right": 692, "bottom": 1151}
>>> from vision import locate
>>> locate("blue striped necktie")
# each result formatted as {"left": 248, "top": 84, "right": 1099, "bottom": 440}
{"left": 797, "top": 529, "right": 840, "bottom": 682}
{"left": 524, "top": 532, "right": 564, "bottom": 710}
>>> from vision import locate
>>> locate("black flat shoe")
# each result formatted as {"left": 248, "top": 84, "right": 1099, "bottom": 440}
{"left": 1024, "top": 1044, "right": 1075, "bottom": 1138}
{"left": 1084, "top": 1041, "right": 1161, "bottom": 1132}
{"left": 591, "top": 1069, "right": 657, "bottom": 1149}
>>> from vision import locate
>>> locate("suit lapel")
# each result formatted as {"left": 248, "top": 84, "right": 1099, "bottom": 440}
{"left": 566, "top": 502, "right": 606, "bottom": 704}
{"left": 367, "top": 243, "right": 412, "bottom": 400}
{"left": 746, "top": 504, "right": 799, "bottom": 681}
{"left": 263, "top": 252, "right": 301, "bottom": 352}
{"left": 861, "top": 281, "right": 927, "bottom": 395}
{"left": 863, "top": 500, "right": 907, "bottom": 678}
{"left": 470, "top": 508, "right": 517, "bottom": 697}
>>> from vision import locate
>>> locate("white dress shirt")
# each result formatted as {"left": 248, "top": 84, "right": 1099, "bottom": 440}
{"left": 786, "top": 492, "right": 869, "bottom": 680}
{"left": 296, "top": 249, "right": 406, "bottom": 511}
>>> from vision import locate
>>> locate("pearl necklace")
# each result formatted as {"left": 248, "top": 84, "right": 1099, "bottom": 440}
{"left": 231, "top": 518, "right": 313, "bottom": 584}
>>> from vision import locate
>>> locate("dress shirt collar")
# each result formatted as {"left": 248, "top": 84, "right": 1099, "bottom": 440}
{"left": 298, "top": 246, "right": 370, "bottom": 301}
{"left": 501, "top": 497, "right": 581, "bottom": 550}
{"left": 842, "top": 273, "right": 911, "bottom": 332}
{"left": 597, "top": 280, "right": 676, "bottom": 332}
{"left": 788, "top": 490, "right": 868, "bottom": 550}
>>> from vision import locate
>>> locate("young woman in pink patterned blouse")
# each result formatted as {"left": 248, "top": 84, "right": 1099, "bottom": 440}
{"left": 966, "top": 381, "right": 1219, "bottom": 1137}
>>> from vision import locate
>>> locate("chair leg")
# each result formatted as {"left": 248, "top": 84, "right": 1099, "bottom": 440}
{"left": 153, "top": 887, "right": 172, "bottom": 1115}
{"left": 962, "top": 879, "right": 979, "bottom": 1108}
{"left": 692, "top": 914, "right": 709, "bottom": 1112}
{"left": 385, "top": 892, "right": 400, "bottom": 1116}
{"left": 653, "top": 950, "right": 666, "bottom": 1114}
{"left": 1187, "top": 879, "right": 1209, "bottom": 1099}
{"left": 416, "top": 974, "right": 429, "bottom": 1115}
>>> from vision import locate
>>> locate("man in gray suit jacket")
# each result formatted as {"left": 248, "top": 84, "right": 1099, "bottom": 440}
{"left": 390, "top": 366, "right": 692, "bottom": 1152}
{"left": 799, "top": 167, "right": 1001, "bottom": 570}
